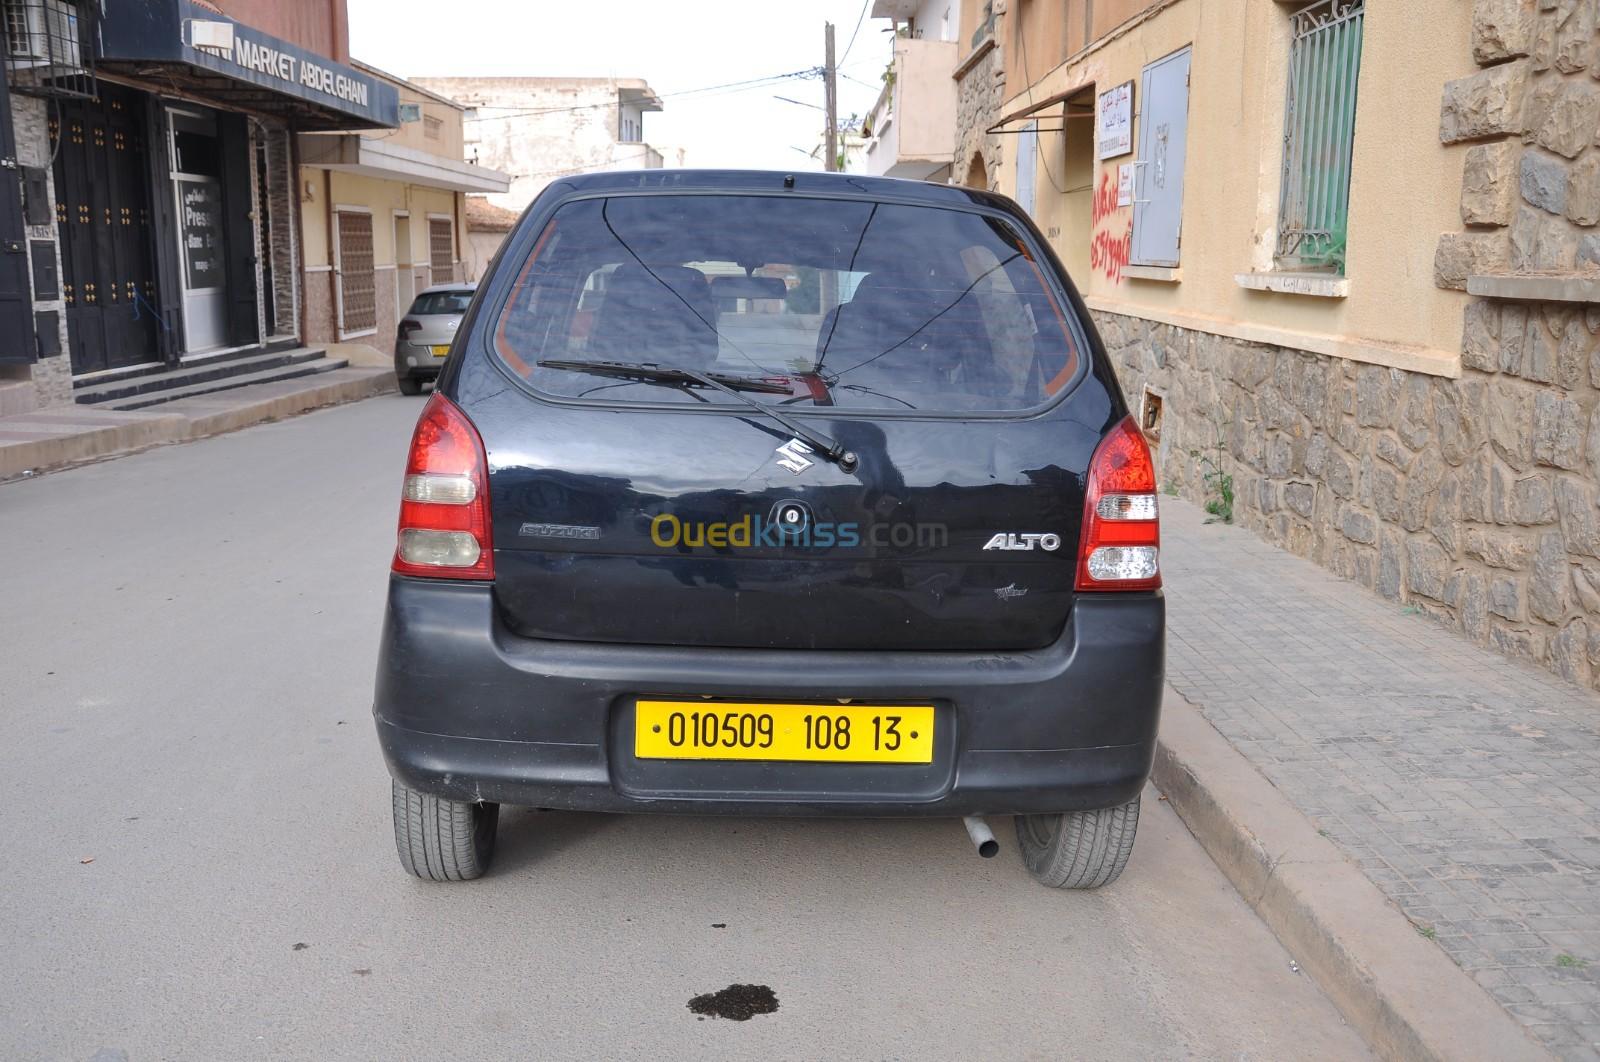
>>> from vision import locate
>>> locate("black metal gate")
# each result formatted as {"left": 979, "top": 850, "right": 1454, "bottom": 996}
{"left": 51, "top": 82, "right": 158, "bottom": 375}
{"left": 0, "top": 53, "right": 34, "bottom": 365}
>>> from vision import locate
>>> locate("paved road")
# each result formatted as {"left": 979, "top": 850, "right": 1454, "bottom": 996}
{"left": 0, "top": 395, "right": 1370, "bottom": 1061}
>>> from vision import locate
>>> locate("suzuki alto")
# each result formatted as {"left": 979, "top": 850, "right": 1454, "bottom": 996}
{"left": 374, "top": 170, "right": 1164, "bottom": 888}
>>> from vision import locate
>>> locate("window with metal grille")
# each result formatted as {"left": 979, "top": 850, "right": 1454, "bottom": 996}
{"left": 336, "top": 210, "right": 376, "bottom": 335}
{"left": 429, "top": 217, "right": 454, "bottom": 283}
{"left": 1275, "top": 0, "right": 1363, "bottom": 274}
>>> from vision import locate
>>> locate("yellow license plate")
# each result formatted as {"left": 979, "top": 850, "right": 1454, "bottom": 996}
{"left": 430, "top": 344, "right": 450, "bottom": 356}
{"left": 634, "top": 701, "right": 935, "bottom": 764}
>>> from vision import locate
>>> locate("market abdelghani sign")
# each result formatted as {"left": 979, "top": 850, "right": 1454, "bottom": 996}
{"left": 96, "top": 0, "right": 398, "bottom": 129}
{"left": 188, "top": 19, "right": 371, "bottom": 110}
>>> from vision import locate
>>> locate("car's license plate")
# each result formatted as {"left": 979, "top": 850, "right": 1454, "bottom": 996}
{"left": 634, "top": 700, "right": 934, "bottom": 763}
{"left": 430, "top": 344, "right": 450, "bottom": 356}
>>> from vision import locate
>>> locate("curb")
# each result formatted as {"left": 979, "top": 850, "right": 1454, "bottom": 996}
{"left": 1152, "top": 686, "right": 1553, "bottom": 1062}
{"left": 0, "top": 368, "right": 396, "bottom": 481}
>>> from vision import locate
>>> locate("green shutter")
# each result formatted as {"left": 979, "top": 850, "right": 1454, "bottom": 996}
{"left": 1275, "top": 1, "right": 1364, "bottom": 274}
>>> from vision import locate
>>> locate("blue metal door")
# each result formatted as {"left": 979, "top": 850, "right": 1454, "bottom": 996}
{"left": 1132, "top": 47, "right": 1191, "bottom": 267}
{"left": 1015, "top": 120, "right": 1038, "bottom": 216}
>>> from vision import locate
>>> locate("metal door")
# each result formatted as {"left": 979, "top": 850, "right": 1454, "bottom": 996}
{"left": 1132, "top": 47, "right": 1191, "bottom": 267}
{"left": 1015, "top": 120, "right": 1038, "bottom": 216}
{"left": 428, "top": 217, "right": 453, "bottom": 283}
{"left": 0, "top": 51, "right": 33, "bottom": 365}
{"left": 53, "top": 85, "right": 159, "bottom": 374}
{"left": 335, "top": 210, "right": 376, "bottom": 336}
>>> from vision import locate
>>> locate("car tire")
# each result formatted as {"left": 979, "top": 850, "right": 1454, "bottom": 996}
{"left": 1015, "top": 798, "right": 1140, "bottom": 889}
{"left": 397, "top": 375, "right": 424, "bottom": 396}
{"left": 391, "top": 778, "right": 499, "bottom": 881}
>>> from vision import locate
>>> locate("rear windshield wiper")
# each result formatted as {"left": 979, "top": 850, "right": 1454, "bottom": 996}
{"left": 537, "top": 359, "right": 859, "bottom": 473}
{"left": 537, "top": 359, "right": 793, "bottom": 395}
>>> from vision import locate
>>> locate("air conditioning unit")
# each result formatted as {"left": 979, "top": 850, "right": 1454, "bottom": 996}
{"left": 5, "top": 0, "right": 83, "bottom": 73}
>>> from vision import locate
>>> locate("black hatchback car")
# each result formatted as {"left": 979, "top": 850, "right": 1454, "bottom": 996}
{"left": 374, "top": 171, "right": 1164, "bottom": 888}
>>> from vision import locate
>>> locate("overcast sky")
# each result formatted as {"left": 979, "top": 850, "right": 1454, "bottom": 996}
{"left": 345, "top": 0, "right": 894, "bottom": 170}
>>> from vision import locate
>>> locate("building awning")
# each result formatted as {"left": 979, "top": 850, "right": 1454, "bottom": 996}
{"left": 986, "top": 88, "right": 1094, "bottom": 134}
{"left": 97, "top": 0, "right": 399, "bottom": 130}
{"left": 298, "top": 135, "right": 512, "bottom": 194}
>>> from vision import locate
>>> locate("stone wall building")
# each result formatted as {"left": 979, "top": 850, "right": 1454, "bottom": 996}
{"left": 978, "top": 0, "right": 1600, "bottom": 693}
{"left": 954, "top": 0, "right": 1007, "bottom": 190}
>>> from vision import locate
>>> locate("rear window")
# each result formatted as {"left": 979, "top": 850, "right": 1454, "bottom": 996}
{"left": 409, "top": 290, "right": 473, "bottom": 316}
{"left": 489, "top": 194, "right": 1082, "bottom": 414}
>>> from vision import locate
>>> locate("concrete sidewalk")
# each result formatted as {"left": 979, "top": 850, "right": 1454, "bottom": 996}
{"left": 1157, "top": 496, "right": 1600, "bottom": 1060}
{"left": 0, "top": 367, "right": 395, "bottom": 480}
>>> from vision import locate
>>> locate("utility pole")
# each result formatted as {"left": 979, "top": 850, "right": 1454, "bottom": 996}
{"left": 824, "top": 22, "right": 838, "bottom": 172}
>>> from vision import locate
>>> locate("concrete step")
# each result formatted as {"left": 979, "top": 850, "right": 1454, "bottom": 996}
{"left": 100, "top": 356, "right": 350, "bottom": 411}
{"left": 0, "top": 366, "right": 396, "bottom": 480}
{"left": 75, "top": 347, "right": 330, "bottom": 406}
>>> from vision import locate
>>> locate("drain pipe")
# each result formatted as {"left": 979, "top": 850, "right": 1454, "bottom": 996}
{"left": 962, "top": 816, "right": 998, "bottom": 858}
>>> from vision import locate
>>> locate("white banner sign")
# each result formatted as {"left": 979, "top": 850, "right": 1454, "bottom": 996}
{"left": 1098, "top": 81, "right": 1134, "bottom": 160}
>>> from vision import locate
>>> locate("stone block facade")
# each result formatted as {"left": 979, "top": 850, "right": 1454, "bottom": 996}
{"left": 954, "top": 35, "right": 1005, "bottom": 189}
{"left": 1437, "top": 0, "right": 1598, "bottom": 285}
{"left": 12, "top": 96, "right": 71, "bottom": 409}
{"left": 1100, "top": 305, "right": 1600, "bottom": 688}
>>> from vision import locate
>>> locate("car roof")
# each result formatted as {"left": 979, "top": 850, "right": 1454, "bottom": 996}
{"left": 537, "top": 168, "right": 1012, "bottom": 212}
{"left": 417, "top": 283, "right": 475, "bottom": 295}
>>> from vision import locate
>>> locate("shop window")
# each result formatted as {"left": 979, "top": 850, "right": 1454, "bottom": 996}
{"left": 336, "top": 210, "right": 376, "bottom": 336}
{"left": 1275, "top": 0, "right": 1364, "bottom": 274}
{"left": 429, "top": 217, "right": 454, "bottom": 283}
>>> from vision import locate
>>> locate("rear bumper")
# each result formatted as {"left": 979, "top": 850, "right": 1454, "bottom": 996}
{"left": 373, "top": 578, "right": 1164, "bottom": 816}
{"left": 395, "top": 343, "right": 446, "bottom": 377}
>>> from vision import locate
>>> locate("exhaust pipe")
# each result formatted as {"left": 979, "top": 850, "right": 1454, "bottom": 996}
{"left": 962, "top": 815, "right": 999, "bottom": 858}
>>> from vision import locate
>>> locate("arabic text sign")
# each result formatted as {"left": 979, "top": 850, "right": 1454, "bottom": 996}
{"left": 1098, "top": 81, "right": 1133, "bottom": 160}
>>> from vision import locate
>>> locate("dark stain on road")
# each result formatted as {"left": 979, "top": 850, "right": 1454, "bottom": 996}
{"left": 711, "top": 923, "right": 727, "bottom": 929}
{"left": 688, "top": 984, "right": 778, "bottom": 1021}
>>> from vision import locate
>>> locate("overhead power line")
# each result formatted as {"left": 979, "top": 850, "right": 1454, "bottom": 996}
{"left": 839, "top": 0, "right": 870, "bottom": 66}
{"left": 465, "top": 68, "right": 822, "bottom": 123}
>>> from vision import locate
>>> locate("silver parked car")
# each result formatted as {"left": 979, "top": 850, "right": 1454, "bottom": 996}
{"left": 394, "top": 283, "right": 475, "bottom": 395}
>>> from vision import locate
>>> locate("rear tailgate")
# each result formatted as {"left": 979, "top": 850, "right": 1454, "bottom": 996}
{"left": 473, "top": 390, "right": 1101, "bottom": 651}
{"left": 454, "top": 181, "right": 1115, "bottom": 652}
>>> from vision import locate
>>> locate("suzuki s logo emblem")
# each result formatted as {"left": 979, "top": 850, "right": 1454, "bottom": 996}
{"left": 983, "top": 532, "right": 1062, "bottom": 552}
{"left": 775, "top": 438, "right": 814, "bottom": 475}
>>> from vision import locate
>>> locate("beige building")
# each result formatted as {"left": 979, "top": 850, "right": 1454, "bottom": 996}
{"left": 963, "top": 0, "right": 1600, "bottom": 691}
{"left": 298, "top": 64, "right": 510, "bottom": 354}
{"left": 410, "top": 77, "right": 667, "bottom": 212}
{"left": 862, "top": 1, "right": 960, "bottom": 181}
{"left": 985, "top": 0, "right": 1600, "bottom": 687}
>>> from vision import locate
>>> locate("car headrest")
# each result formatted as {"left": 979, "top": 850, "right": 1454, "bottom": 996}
{"left": 588, "top": 264, "right": 718, "bottom": 368}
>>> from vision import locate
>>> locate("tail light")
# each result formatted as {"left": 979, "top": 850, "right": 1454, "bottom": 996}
{"left": 397, "top": 319, "right": 421, "bottom": 344}
{"left": 1076, "top": 415, "right": 1161, "bottom": 591}
{"left": 392, "top": 393, "right": 494, "bottom": 580}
